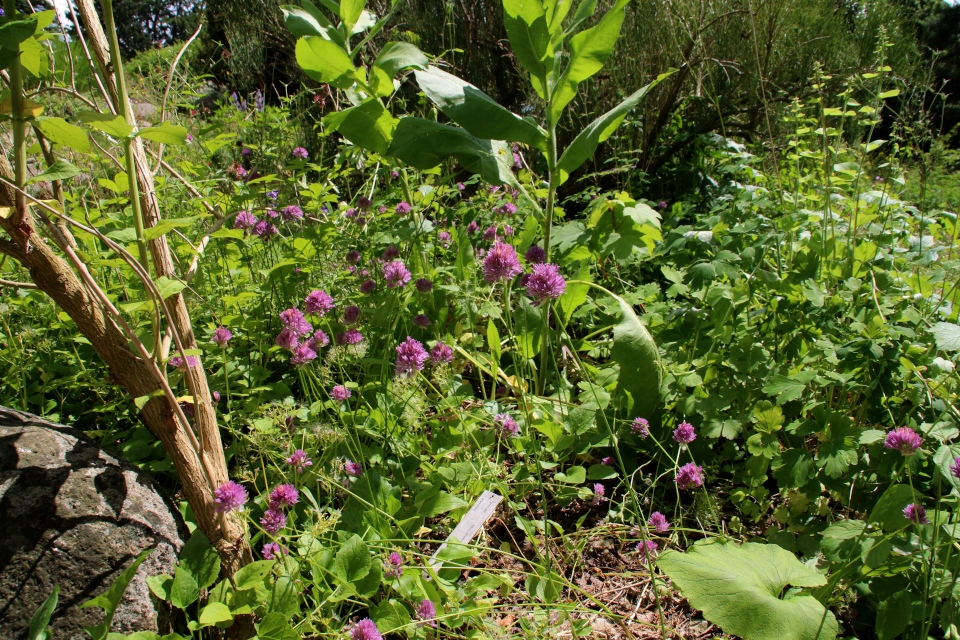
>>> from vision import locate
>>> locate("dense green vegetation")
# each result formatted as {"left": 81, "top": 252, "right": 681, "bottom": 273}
{"left": 2, "top": 0, "right": 959, "bottom": 639}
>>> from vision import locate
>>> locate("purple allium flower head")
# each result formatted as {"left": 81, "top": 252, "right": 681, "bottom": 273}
{"left": 884, "top": 427, "right": 923, "bottom": 456}
{"left": 500, "top": 202, "right": 518, "bottom": 215}
{"left": 412, "top": 314, "right": 431, "bottom": 328}
{"left": 342, "top": 305, "right": 361, "bottom": 325}
{"left": 602, "top": 456, "right": 615, "bottom": 466}
{"left": 525, "top": 263, "right": 566, "bottom": 306}
{"left": 648, "top": 512, "right": 670, "bottom": 534}
{"left": 351, "top": 619, "right": 382, "bottom": 640}
{"left": 253, "top": 220, "right": 277, "bottom": 240}
{"left": 416, "top": 278, "right": 433, "bottom": 293}
{"left": 658, "top": 201, "right": 668, "bottom": 209}
{"left": 358, "top": 196, "right": 372, "bottom": 210}
{"left": 674, "top": 462, "right": 704, "bottom": 490}
{"left": 275, "top": 328, "right": 300, "bottom": 351}
{"left": 331, "top": 385, "right": 351, "bottom": 402}
{"left": 395, "top": 337, "right": 428, "bottom": 377}
{"left": 395, "top": 202, "right": 412, "bottom": 215}
{"left": 265, "top": 209, "right": 279, "bottom": 219}
{"left": 262, "top": 542, "right": 287, "bottom": 560}
{"left": 673, "top": 421, "right": 696, "bottom": 446}
{"left": 525, "top": 245, "right": 546, "bottom": 264}
{"left": 269, "top": 484, "right": 300, "bottom": 509}
{"left": 483, "top": 242, "right": 523, "bottom": 283}
{"left": 384, "top": 260, "right": 412, "bottom": 288}
{"left": 343, "top": 459, "right": 363, "bottom": 477}
{"left": 384, "top": 551, "right": 403, "bottom": 578}
{"left": 280, "top": 308, "right": 312, "bottom": 336}
{"left": 304, "top": 290, "right": 334, "bottom": 317}
{"left": 346, "top": 250, "right": 362, "bottom": 263}
{"left": 360, "top": 279, "right": 376, "bottom": 294}
{"left": 438, "top": 231, "right": 451, "bottom": 246}
{"left": 466, "top": 221, "right": 479, "bottom": 235}
{"left": 290, "top": 345, "right": 317, "bottom": 368}
{"left": 483, "top": 225, "right": 498, "bottom": 243}
{"left": 292, "top": 147, "right": 309, "bottom": 159}
{"left": 212, "top": 391, "right": 221, "bottom": 402}
{"left": 281, "top": 205, "right": 303, "bottom": 221}
{"left": 631, "top": 417, "right": 650, "bottom": 438}
{"left": 241, "top": 147, "right": 252, "bottom": 157}
{"left": 503, "top": 225, "right": 514, "bottom": 236}
{"left": 382, "top": 245, "right": 400, "bottom": 261}
{"left": 227, "top": 162, "right": 247, "bottom": 180}
{"left": 951, "top": 456, "right": 960, "bottom": 479}
{"left": 307, "top": 329, "right": 329, "bottom": 351}
{"left": 416, "top": 600, "right": 438, "bottom": 628}
{"left": 286, "top": 449, "right": 312, "bottom": 472}
{"left": 186, "top": 133, "right": 193, "bottom": 142}
{"left": 637, "top": 539, "right": 658, "bottom": 561}
{"left": 345, "top": 207, "right": 359, "bottom": 220}
{"left": 592, "top": 483, "right": 607, "bottom": 506}
{"left": 213, "top": 326, "right": 233, "bottom": 347}
{"left": 903, "top": 503, "right": 931, "bottom": 524}
{"left": 214, "top": 481, "right": 248, "bottom": 513}
{"left": 234, "top": 210, "right": 258, "bottom": 232}
{"left": 169, "top": 355, "right": 199, "bottom": 370}
{"left": 429, "top": 342, "right": 454, "bottom": 365}
{"left": 495, "top": 413, "right": 519, "bottom": 437}
{"left": 336, "top": 329, "right": 364, "bottom": 345}
{"left": 260, "top": 508, "right": 286, "bottom": 534}
{"left": 267, "top": 190, "right": 278, "bottom": 200}
{"left": 457, "top": 182, "right": 465, "bottom": 191}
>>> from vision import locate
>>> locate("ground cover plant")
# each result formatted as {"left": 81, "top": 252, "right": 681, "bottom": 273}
{"left": 1, "top": 0, "right": 959, "bottom": 639}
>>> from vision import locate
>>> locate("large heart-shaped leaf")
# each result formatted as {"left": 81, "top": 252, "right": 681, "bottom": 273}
{"left": 323, "top": 98, "right": 397, "bottom": 154}
{"left": 658, "top": 542, "right": 838, "bottom": 640}
{"left": 608, "top": 289, "right": 661, "bottom": 419}
{"left": 502, "top": 0, "right": 552, "bottom": 98}
{"left": 296, "top": 36, "right": 357, "bottom": 89}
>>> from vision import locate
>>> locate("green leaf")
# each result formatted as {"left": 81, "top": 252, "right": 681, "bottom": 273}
{"left": 178, "top": 531, "right": 221, "bottom": 590}
{"left": 169, "top": 566, "right": 200, "bottom": 610}
{"left": 488, "top": 318, "right": 501, "bottom": 364}
{"left": 609, "top": 290, "right": 661, "bottom": 419}
{"left": 371, "top": 598, "right": 412, "bottom": 634}
{"left": 339, "top": 0, "right": 365, "bottom": 32}
{"left": 878, "top": 89, "right": 900, "bottom": 99}
{"left": 934, "top": 444, "right": 960, "bottom": 492}
{"left": 374, "top": 41, "right": 428, "bottom": 77}
{"left": 868, "top": 484, "right": 915, "bottom": 532}
{"left": 554, "top": 465, "right": 586, "bottom": 483}
{"left": 931, "top": 322, "right": 960, "bottom": 352}
{"left": 556, "top": 71, "right": 673, "bottom": 184}
{"left": 282, "top": 1, "right": 346, "bottom": 47}
{"left": 267, "top": 577, "right": 299, "bottom": 617}
{"left": 587, "top": 464, "right": 617, "bottom": 480}
{"left": 146, "top": 574, "right": 172, "bottom": 601}
{"left": 658, "top": 541, "right": 837, "bottom": 640}
{"left": 547, "top": 0, "right": 628, "bottom": 125}
{"left": 296, "top": 36, "right": 358, "bottom": 89}
{"left": 234, "top": 560, "right": 274, "bottom": 590}
{"left": 334, "top": 534, "right": 372, "bottom": 582}
{"left": 257, "top": 613, "right": 299, "bottom": 640}
{"left": 143, "top": 218, "right": 195, "bottom": 242}
{"left": 763, "top": 371, "right": 815, "bottom": 404}
{"left": 138, "top": 122, "right": 188, "bottom": 146}
{"left": 81, "top": 548, "right": 153, "bottom": 640}
{"left": 513, "top": 301, "right": 544, "bottom": 360}
{"left": 28, "top": 586, "right": 58, "bottom": 640}
{"left": 413, "top": 486, "right": 468, "bottom": 517}
{"left": 34, "top": 117, "right": 90, "bottom": 153}
{"left": 154, "top": 276, "right": 186, "bottom": 299}
{"left": 322, "top": 98, "right": 397, "bottom": 154}
{"left": 414, "top": 66, "right": 546, "bottom": 149}
{"left": 876, "top": 591, "right": 911, "bottom": 640}
{"left": 0, "top": 18, "right": 40, "bottom": 48}
{"left": 25, "top": 159, "right": 81, "bottom": 185}
{"left": 198, "top": 602, "right": 233, "bottom": 626}
{"left": 387, "top": 117, "right": 519, "bottom": 187}
{"left": 78, "top": 112, "right": 134, "bottom": 139}
{"left": 819, "top": 519, "right": 867, "bottom": 563}
{"left": 502, "top": 0, "right": 551, "bottom": 98}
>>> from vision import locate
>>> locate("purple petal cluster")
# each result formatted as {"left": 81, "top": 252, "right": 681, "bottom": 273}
{"left": 525, "top": 263, "right": 566, "bottom": 306}
{"left": 286, "top": 449, "right": 312, "bottom": 473}
{"left": 307, "top": 329, "right": 329, "bottom": 351}
{"left": 903, "top": 503, "right": 931, "bottom": 524}
{"left": 648, "top": 512, "right": 670, "bottom": 533}
{"left": 384, "top": 552, "right": 403, "bottom": 578}
{"left": 482, "top": 242, "right": 523, "bottom": 283}
{"left": 631, "top": 417, "right": 650, "bottom": 438}
{"left": 214, "top": 481, "right": 248, "bottom": 513}
{"left": 395, "top": 336, "right": 428, "bottom": 377}
{"left": 342, "top": 305, "right": 361, "bottom": 325}
{"left": 275, "top": 328, "right": 299, "bottom": 351}
{"left": 416, "top": 600, "right": 438, "bottom": 628}
{"left": 416, "top": 278, "right": 433, "bottom": 293}
{"left": 269, "top": 484, "right": 299, "bottom": 509}
{"left": 336, "top": 329, "right": 364, "bottom": 345}
{"left": 412, "top": 314, "right": 431, "bottom": 328}
{"left": 951, "top": 456, "right": 960, "bottom": 479}
{"left": 672, "top": 422, "right": 696, "bottom": 446}
{"left": 395, "top": 202, "right": 412, "bottom": 215}
{"left": 169, "top": 355, "right": 199, "bottom": 370}
{"left": 234, "top": 210, "right": 258, "bottom": 232}
{"left": 212, "top": 326, "right": 233, "bottom": 347}
{"left": 331, "top": 385, "right": 351, "bottom": 402}
{"left": 884, "top": 427, "right": 922, "bottom": 456}
{"left": 429, "top": 342, "right": 454, "bottom": 365}
{"left": 360, "top": 279, "right": 376, "bottom": 294}
{"left": 252, "top": 220, "right": 277, "bottom": 239}
{"left": 525, "top": 245, "right": 546, "bottom": 264}
{"left": 290, "top": 345, "right": 317, "bottom": 368}
{"left": 304, "top": 290, "right": 334, "bottom": 317}
{"left": 262, "top": 542, "right": 287, "bottom": 560}
{"left": 346, "top": 250, "right": 362, "bottom": 263}
{"left": 280, "top": 308, "right": 313, "bottom": 336}
{"left": 384, "top": 260, "right": 412, "bottom": 288}
{"left": 495, "top": 413, "right": 519, "bottom": 437}
{"left": 292, "top": 147, "right": 309, "bottom": 159}
{"left": 592, "top": 483, "right": 607, "bottom": 506}
{"left": 343, "top": 459, "right": 363, "bottom": 477}
{"left": 351, "top": 619, "right": 382, "bottom": 640}
{"left": 260, "top": 509, "right": 286, "bottom": 534}
{"left": 281, "top": 205, "right": 303, "bottom": 221}
{"left": 674, "top": 462, "right": 703, "bottom": 490}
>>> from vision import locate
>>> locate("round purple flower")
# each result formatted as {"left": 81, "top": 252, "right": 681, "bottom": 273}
{"left": 384, "top": 260, "right": 412, "bottom": 288}
{"left": 384, "top": 552, "right": 403, "bottom": 578}
{"left": 467, "top": 221, "right": 479, "bottom": 234}
{"left": 214, "top": 481, "right": 248, "bottom": 513}
{"left": 262, "top": 542, "right": 287, "bottom": 560}
{"left": 346, "top": 250, "right": 362, "bottom": 263}
{"left": 275, "top": 328, "right": 300, "bottom": 351}
{"left": 241, "top": 147, "right": 252, "bottom": 157}
{"left": 331, "top": 385, "right": 351, "bottom": 402}
{"left": 482, "top": 242, "right": 523, "bottom": 283}
{"left": 358, "top": 196, "right": 372, "bottom": 210}
{"left": 648, "top": 512, "right": 670, "bottom": 533}
{"left": 351, "top": 619, "right": 382, "bottom": 640}
{"left": 951, "top": 456, "right": 960, "bottom": 479}
{"left": 658, "top": 201, "right": 668, "bottom": 209}
{"left": 438, "top": 231, "right": 451, "bottom": 246}
{"left": 212, "top": 391, "right": 221, "bottom": 402}
{"left": 672, "top": 421, "right": 696, "bottom": 446}
{"left": 416, "top": 278, "right": 433, "bottom": 293}
{"left": 674, "top": 462, "right": 704, "bottom": 490}
{"left": 269, "top": 484, "right": 300, "bottom": 509}
{"left": 212, "top": 326, "right": 233, "bottom": 347}
{"left": 884, "top": 427, "right": 922, "bottom": 456}
{"left": 525, "top": 245, "right": 546, "bottom": 264}
{"left": 252, "top": 220, "right": 277, "bottom": 239}
{"left": 267, "top": 190, "right": 278, "bottom": 200}
{"left": 483, "top": 225, "right": 498, "bottom": 243}
{"left": 601, "top": 456, "right": 615, "bottom": 465}
{"left": 360, "top": 279, "right": 376, "bottom": 294}
{"left": 292, "top": 147, "right": 309, "bottom": 159}
{"left": 412, "top": 314, "right": 431, "bottom": 328}
{"left": 336, "top": 329, "right": 364, "bottom": 345}
{"left": 494, "top": 413, "right": 519, "bottom": 437}
{"left": 281, "top": 205, "right": 303, "bottom": 221}
{"left": 501, "top": 202, "right": 518, "bottom": 215}
{"left": 343, "top": 459, "right": 363, "bottom": 477}
{"left": 457, "top": 182, "right": 465, "bottom": 191}
{"left": 307, "top": 329, "right": 329, "bottom": 351}
{"left": 903, "top": 503, "right": 931, "bottom": 524}
{"left": 280, "top": 308, "right": 312, "bottom": 336}
{"left": 637, "top": 539, "right": 658, "bottom": 562}
{"left": 233, "top": 210, "right": 258, "bottom": 232}
{"left": 286, "top": 449, "right": 312, "bottom": 473}
{"left": 416, "top": 599, "right": 438, "bottom": 628}
{"left": 525, "top": 263, "right": 566, "bottom": 306}
{"left": 395, "top": 336, "right": 428, "bottom": 378}
{"left": 631, "top": 417, "right": 650, "bottom": 438}
{"left": 395, "top": 201, "right": 412, "bottom": 215}
{"left": 382, "top": 245, "right": 400, "bottom": 261}
{"left": 342, "top": 305, "right": 361, "bottom": 325}
{"left": 429, "top": 342, "right": 454, "bottom": 365}
{"left": 304, "top": 290, "right": 334, "bottom": 317}
{"left": 169, "top": 355, "right": 199, "bottom": 370}
{"left": 592, "top": 483, "right": 607, "bottom": 506}
{"left": 260, "top": 508, "right": 287, "bottom": 534}
{"left": 227, "top": 163, "right": 247, "bottom": 180}
{"left": 290, "top": 345, "right": 317, "bottom": 368}
{"left": 265, "top": 209, "right": 279, "bottom": 219}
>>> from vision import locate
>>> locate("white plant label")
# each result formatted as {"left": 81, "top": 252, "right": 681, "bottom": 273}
{"left": 429, "top": 490, "right": 503, "bottom": 567}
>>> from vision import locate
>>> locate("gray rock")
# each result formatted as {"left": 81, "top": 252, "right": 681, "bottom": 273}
{"left": 0, "top": 407, "right": 187, "bottom": 640}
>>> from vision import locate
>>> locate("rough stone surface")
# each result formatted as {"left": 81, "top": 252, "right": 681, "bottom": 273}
{"left": 0, "top": 407, "right": 187, "bottom": 640}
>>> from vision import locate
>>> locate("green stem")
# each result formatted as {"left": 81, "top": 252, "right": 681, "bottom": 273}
{"left": 5, "top": 0, "right": 27, "bottom": 218}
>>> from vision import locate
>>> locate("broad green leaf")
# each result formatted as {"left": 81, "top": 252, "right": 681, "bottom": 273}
{"left": 339, "top": 0, "right": 365, "bottom": 32}
{"left": 875, "top": 591, "right": 911, "bottom": 640}
{"left": 413, "top": 486, "right": 468, "bottom": 517}
{"left": 234, "top": 559, "right": 274, "bottom": 590}
{"left": 934, "top": 444, "right": 960, "bottom": 492}
{"left": 257, "top": 613, "right": 298, "bottom": 640}
{"left": 334, "top": 534, "right": 372, "bottom": 582}
{"left": 144, "top": 218, "right": 195, "bottom": 242}
{"left": 0, "top": 19, "right": 40, "bottom": 48}
{"left": 371, "top": 598, "right": 412, "bottom": 634}
{"left": 547, "top": 0, "right": 628, "bottom": 125}
{"left": 153, "top": 276, "right": 186, "bottom": 299}
{"left": 556, "top": 263, "right": 590, "bottom": 324}
{"left": 178, "top": 531, "right": 220, "bottom": 590}
{"left": 554, "top": 465, "right": 585, "bottom": 483}
{"left": 414, "top": 66, "right": 546, "bottom": 149}
{"left": 587, "top": 464, "right": 617, "bottom": 480}
{"left": 81, "top": 548, "right": 153, "bottom": 640}
{"left": 78, "top": 112, "right": 134, "bottom": 139}
{"left": 371, "top": 41, "right": 428, "bottom": 96}
{"left": 545, "top": 0, "right": 573, "bottom": 33}
{"left": 282, "top": 3, "right": 335, "bottom": 38}
{"left": 169, "top": 566, "right": 200, "bottom": 609}
{"left": 25, "top": 159, "right": 81, "bottom": 185}
{"left": 267, "top": 577, "right": 299, "bottom": 617}
{"left": 556, "top": 71, "right": 673, "bottom": 184}
{"left": 868, "top": 484, "right": 915, "bottom": 531}
{"left": 502, "top": 0, "right": 551, "bottom": 98}
{"left": 198, "top": 602, "right": 233, "bottom": 626}
{"left": 146, "top": 574, "right": 172, "bottom": 601}
{"left": 138, "top": 122, "right": 188, "bottom": 146}
{"left": 296, "top": 36, "right": 357, "bottom": 89}
{"left": 322, "top": 98, "right": 397, "bottom": 154}
{"left": 34, "top": 117, "right": 90, "bottom": 153}
{"left": 28, "top": 586, "right": 58, "bottom": 640}
{"left": 658, "top": 541, "right": 837, "bottom": 640}
{"left": 488, "top": 318, "right": 501, "bottom": 364}
{"left": 819, "top": 519, "right": 867, "bottom": 563}
{"left": 513, "top": 301, "right": 544, "bottom": 359}
{"left": 609, "top": 290, "right": 661, "bottom": 419}
{"left": 931, "top": 322, "right": 960, "bottom": 352}
{"left": 564, "top": 0, "right": 597, "bottom": 36}
{"left": 387, "top": 117, "right": 519, "bottom": 187}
